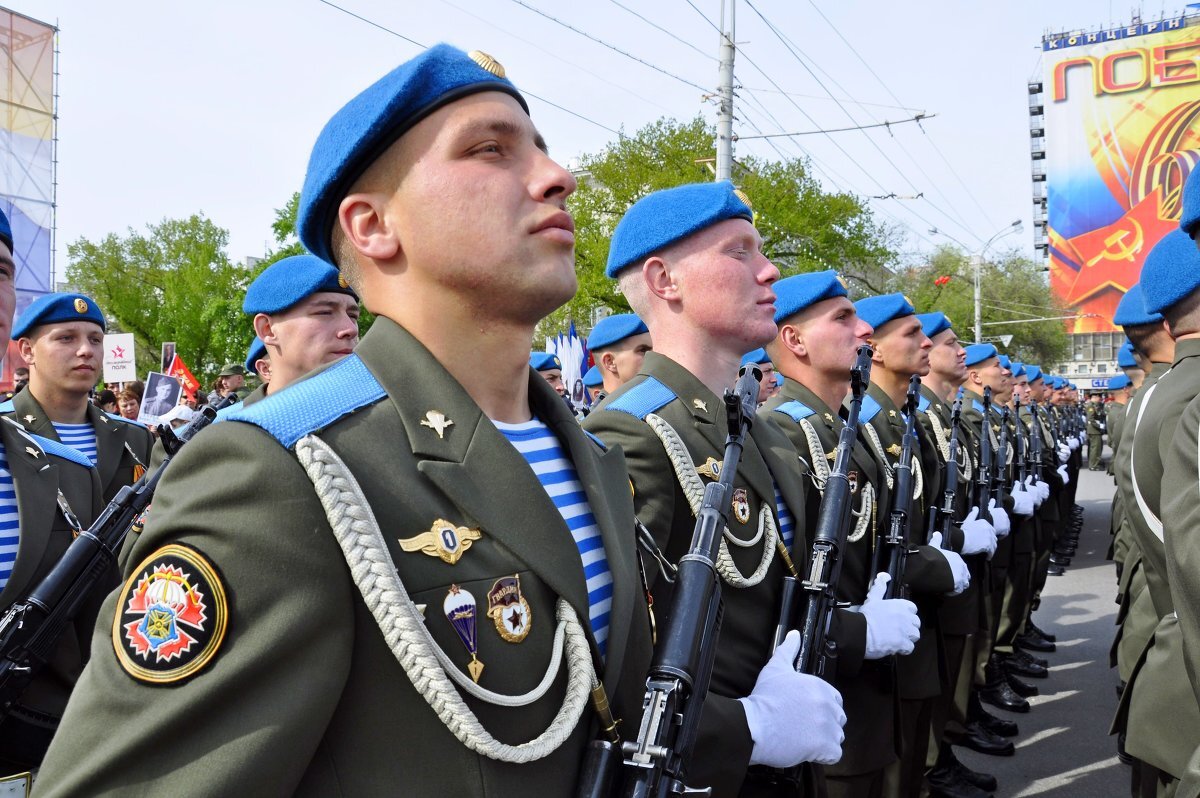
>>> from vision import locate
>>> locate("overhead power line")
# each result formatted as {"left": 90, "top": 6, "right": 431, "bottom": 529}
{"left": 738, "top": 113, "right": 935, "bottom": 139}
{"left": 606, "top": 0, "right": 716, "bottom": 61}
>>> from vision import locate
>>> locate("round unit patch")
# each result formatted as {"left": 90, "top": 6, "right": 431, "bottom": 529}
{"left": 112, "top": 543, "right": 228, "bottom": 684}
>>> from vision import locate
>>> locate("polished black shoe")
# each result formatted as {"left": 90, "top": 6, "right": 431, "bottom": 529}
{"left": 1016, "top": 632, "right": 1056, "bottom": 654}
{"left": 1026, "top": 621, "right": 1056, "bottom": 643}
{"left": 980, "top": 682, "right": 1030, "bottom": 713}
{"left": 1012, "top": 648, "right": 1049, "bottom": 669}
{"left": 951, "top": 754, "right": 999, "bottom": 793}
{"left": 1049, "top": 555, "right": 1071, "bottom": 567}
{"left": 1046, "top": 564, "right": 1066, "bottom": 577}
{"left": 1003, "top": 652, "right": 1048, "bottom": 678}
{"left": 1005, "top": 671, "right": 1038, "bottom": 697}
{"left": 974, "top": 706, "right": 1019, "bottom": 737}
{"left": 946, "top": 722, "right": 1015, "bottom": 757}
{"left": 926, "top": 764, "right": 994, "bottom": 798}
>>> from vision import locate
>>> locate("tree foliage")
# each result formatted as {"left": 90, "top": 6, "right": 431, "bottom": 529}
{"left": 66, "top": 215, "right": 253, "bottom": 386}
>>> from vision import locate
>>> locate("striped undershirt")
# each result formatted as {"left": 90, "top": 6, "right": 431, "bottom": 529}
{"left": 0, "top": 442, "right": 19, "bottom": 591}
{"left": 493, "top": 417, "right": 612, "bottom": 659}
{"left": 773, "top": 481, "right": 795, "bottom": 551}
{"left": 52, "top": 422, "right": 98, "bottom": 465}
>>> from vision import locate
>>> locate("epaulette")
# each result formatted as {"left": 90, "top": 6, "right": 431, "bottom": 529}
{"left": 0, "top": 418, "right": 93, "bottom": 469}
{"left": 222, "top": 354, "right": 386, "bottom": 448}
{"left": 917, "top": 394, "right": 931, "bottom": 413}
{"left": 860, "top": 394, "right": 882, "bottom": 423}
{"left": 772, "top": 400, "right": 815, "bottom": 423}
{"left": 216, "top": 401, "right": 243, "bottom": 420}
{"left": 0, "top": 399, "right": 13, "bottom": 414}
{"left": 603, "top": 376, "right": 676, "bottom": 419}
{"left": 583, "top": 430, "right": 608, "bottom": 451}
{"left": 972, "top": 399, "right": 985, "bottom": 414}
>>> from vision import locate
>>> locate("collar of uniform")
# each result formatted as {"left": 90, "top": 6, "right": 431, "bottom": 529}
{"left": 1172, "top": 337, "right": 1200, "bottom": 367}
{"left": 636, "top": 351, "right": 720, "bottom": 424}
{"left": 777, "top": 378, "right": 843, "bottom": 432}
{"left": 866, "top": 382, "right": 904, "bottom": 426}
{"left": 919, "top": 383, "right": 948, "bottom": 415}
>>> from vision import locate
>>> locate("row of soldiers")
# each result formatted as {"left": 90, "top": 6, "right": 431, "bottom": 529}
{"left": 1104, "top": 226, "right": 1200, "bottom": 798}
{"left": 0, "top": 41, "right": 1193, "bottom": 798}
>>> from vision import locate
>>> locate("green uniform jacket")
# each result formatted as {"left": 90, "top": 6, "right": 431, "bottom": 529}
{"left": 761, "top": 381, "right": 898, "bottom": 777}
{"left": 1107, "top": 402, "right": 1127, "bottom": 478}
{"left": 33, "top": 319, "right": 653, "bottom": 797}
{"left": 4, "top": 391, "right": 152, "bottom": 504}
{"left": 584, "top": 352, "right": 815, "bottom": 796}
{"left": 1119, "top": 341, "right": 1200, "bottom": 776}
{"left": 0, "top": 418, "right": 104, "bottom": 769}
{"left": 1112, "top": 365, "right": 1168, "bottom": 571}
{"left": 860, "top": 383, "right": 953, "bottom": 701}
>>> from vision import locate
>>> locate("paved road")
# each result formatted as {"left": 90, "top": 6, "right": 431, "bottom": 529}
{"left": 958, "top": 462, "right": 1127, "bottom": 798}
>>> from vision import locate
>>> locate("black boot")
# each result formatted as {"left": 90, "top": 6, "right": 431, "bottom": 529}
{"left": 945, "top": 745, "right": 1000, "bottom": 791}
{"left": 1026, "top": 619, "right": 1056, "bottom": 643}
{"left": 1005, "top": 670, "right": 1039, "bottom": 698}
{"left": 1003, "top": 650, "right": 1048, "bottom": 678}
{"left": 1016, "top": 631, "right": 1056, "bottom": 655}
{"left": 945, "top": 721, "right": 1015, "bottom": 756}
{"left": 981, "top": 656, "right": 1030, "bottom": 712}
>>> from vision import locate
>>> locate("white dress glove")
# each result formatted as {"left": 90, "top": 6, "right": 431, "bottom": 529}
{"left": 1057, "top": 464, "right": 1070, "bottom": 485}
{"left": 739, "top": 630, "right": 846, "bottom": 767}
{"left": 1009, "top": 484, "right": 1036, "bottom": 517}
{"left": 928, "top": 532, "right": 971, "bottom": 595}
{"left": 856, "top": 572, "right": 921, "bottom": 659}
{"left": 1057, "top": 443, "right": 1071, "bottom": 464}
{"left": 1069, "top": 435, "right": 1081, "bottom": 450}
{"left": 988, "top": 499, "right": 1010, "bottom": 538}
{"left": 1031, "top": 476, "right": 1050, "bottom": 503}
{"left": 959, "top": 507, "right": 998, "bottom": 558}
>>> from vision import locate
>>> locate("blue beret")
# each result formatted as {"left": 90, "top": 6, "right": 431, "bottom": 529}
{"left": 298, "top": 45, "right": 529, "bottom": 264}
{"left": 1108, "top": 374, "right": 1131, "bottom": 390}
{"left": 916, "top": 311, "right": 953, "bottom": 339}
{"left": 583, "top": 364, "right": 603, "bottom": 387}
{"left": 244, "top": 336, "right": 267, "bottom": 375}
{"left": 1025, "top": 365, "right": 1043, "bottom": 382}
{"left": 772, "top": 270, "right": 848, "bottom": 324}
{"left": 12, "top": 293, "right": 106, "bottom": 339}
{"left": 1112, "top": 283, "right": 1163, "bottom": 326}
{"left": 741, "top": 348, "right": 771, "bottom": 367}
{"left": 997, "top": 354, "right": 1012, "bottom": 370}
{"left": 587, "top": 313, "right": 648, "bottom": 351}
{"left": 1010, "top": 361, "right": 1025, "bottom": 378}
{"left": 606, "top": 181, "right": 753, "bottom": 277}
{"left": 964, "top": 343, "right": 998, "bottom": 367}
{"left": 1183, "top": 166, "right": 1200, "bottom": 238}
{"left": 0, "top": 205, "right": 11, "bottom": 252}
{"left": 243, "top": 254, "right": 358, "bottom": 315}
{"left": 1117, "top": 341, "right": 1138, "bottom": 369}
{"left": 855, "top": 293, "right": 916, "bottom": 332}
{"left": 1140, "top": 230, "right": 1200, "bottom": 314}
{"left": 530, "top": 351, "right": 561, "bottom": 371}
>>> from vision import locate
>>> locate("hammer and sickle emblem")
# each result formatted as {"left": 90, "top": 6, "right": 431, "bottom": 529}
{"left": 1086, "top": 218, "right": 1143, "bottom": 266}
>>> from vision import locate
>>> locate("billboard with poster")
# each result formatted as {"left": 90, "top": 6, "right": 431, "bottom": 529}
{"left": 1043, "top": 15, "right": 1200, "bottom": 333}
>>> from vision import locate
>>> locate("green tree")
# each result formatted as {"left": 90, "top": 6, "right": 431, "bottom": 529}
{"left": 66, "top": 215, "right": 254, "bottom": 386}
{"left": 537, "top": 116, "right": 896, "bottom": 341}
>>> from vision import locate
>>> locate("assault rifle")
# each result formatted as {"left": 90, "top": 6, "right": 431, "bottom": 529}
{"left": 990, "top": 408, "right": 1010, "bottom": 506}
{"left": 1013, "top": 397, "right": 1029, "bottom": 486}
{"left": 877, "top": 375, "right": 921, "bottom": 600}
{"left": 0, "top": 396, "right": 233, "bottom": 719}
{"left": 580, "top": 367, "right": 762, "bottom": 798}
{"left": 926, "top": 389, "right": 964, "bottom": 545}
{"left": 1029, "top": 402, "right": 1046, "bottom": 482}
{"left": 972, "top": 387, "right": 994, "bottom": 523}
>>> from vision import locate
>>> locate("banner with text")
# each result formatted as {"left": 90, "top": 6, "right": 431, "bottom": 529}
{"left": 103, "top": 333, "right": 136, "bottom": 383}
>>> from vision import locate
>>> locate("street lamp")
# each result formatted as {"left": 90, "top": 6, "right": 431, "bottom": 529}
{"left": 973, "top": 220, "right": 1023, "bottom": 343}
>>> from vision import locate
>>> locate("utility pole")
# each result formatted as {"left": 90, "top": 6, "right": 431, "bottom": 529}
{"left": 714, "top": 0, "right": 735, "bottom": 182}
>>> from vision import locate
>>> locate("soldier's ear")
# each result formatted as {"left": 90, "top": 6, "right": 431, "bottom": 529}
{"left": 253, "top": 314, "right": 277, "bottom": 347}
{"left": 780, "top": 324, "right": 806, "bottom": 358}
{"left": 339, "top": 192, "right": 400, "bottom": 262}
{"left": 600, "top": 351, "right": 618, "bottom": 374}
{"left": 642, "top": 256, "right": 678, "bottom": 303}
{"left": 16, "top": 337, "right": 33, "bottom": 367}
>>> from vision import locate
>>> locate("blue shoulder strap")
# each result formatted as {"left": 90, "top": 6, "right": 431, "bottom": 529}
{"left": 0, "top": 399, "right": 13, "bottom": 414}
{"left": 972, "top": 399, "right": 985, "bottom": 414}
{"left": 222, "top": 354, "right": 387, "bottom": 448}
{"left": 28, "top": 432, "right": 94, "bottom": 469}
{"left": 603, "top": 376, "right": 677, "bottom": 419}
{"left": 916, "top": 394, "right": 931, "bottom": 413}
{"left": 772, "top": 400, "right": 815, "bottom": 423}
{"left": 104, "top": 411, "right": 144, "bottom": 428}
{"left": 583, "top": 430, "right": 608, "bottom": 451}
{"left": 860, "top": 394, "right": 882, "bottom": 423}
{"left": 216, "top": 401, "right": 243, "bottom": 420}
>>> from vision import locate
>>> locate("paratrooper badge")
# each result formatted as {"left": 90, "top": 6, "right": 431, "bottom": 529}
{"left": 113, "top": 543, "right": 227, "bottom": 684}
{"left": 444, "top": 585, "right": 484, "bottom": 683}
{"left": 487, "top": 575, "right": 532, "bottom": 643}
{"left": 731, "top": 487, "right": 751, "bottom": 524}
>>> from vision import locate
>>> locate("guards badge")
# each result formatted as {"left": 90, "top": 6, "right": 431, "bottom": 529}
{"left": 113, "top": 544, "right": 227, "bottom": 684}
{"left": 731, "top": 487, "right": 751, "bottom": 524}
{"left": 487, "top": 575, "right": 532, "bottom": 643}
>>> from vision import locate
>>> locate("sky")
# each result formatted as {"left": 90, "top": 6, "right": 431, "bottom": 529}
{"left": 9, "top": 0, "right": 1187, "bottom": 283}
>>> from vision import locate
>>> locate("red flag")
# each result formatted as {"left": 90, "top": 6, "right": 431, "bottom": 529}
{"left": 166, "top": 354, "right": 201, "bottom": 399}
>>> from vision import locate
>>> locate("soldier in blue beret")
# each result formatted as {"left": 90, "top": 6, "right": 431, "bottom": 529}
{"left": 0, "top": 215, "right": 107, "bottom": 780}
{"left": 528, "top": 351, "right": 567, "bottom": 397}
{"left": 585, "top": 182, "right": 847, "bottom": 791}
{"left": 1117, "top": 340, "right": 1145, "bottom": 389}
{"left": 36, "top": 45, "right": 655, "bottom": 797}
{"left": 586, "top": 313, "right": 651, "bottom": 398}
{"left": 581, "top": 363, "right": 604, "bottom": 404}
{"left": 739, "top": 347, "right": 779, "bottom": 404}
{"left": 1182, "top": 165, "right": 1199, "bottom": 241}
{"left": 243, "top": 253, "right": 360, "bottom": 402}
{"left": 244, "top": 337, "right": 269, "bottom": 382}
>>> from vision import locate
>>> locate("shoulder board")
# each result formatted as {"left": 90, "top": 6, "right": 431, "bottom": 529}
{"left": 221, "top": 354, "right": 386, "bottom": 449}
{"left": 860, "top": 394, "right": 882, "bottom": 423}
{"left": 104, "top": 411, "right": 145, "bottom": 428}
{"left": 0, "top": 399, "right": 12, "bottom": 414}
{"left": 772, "top": 400, "right": 815, "bottom": 422}
{"left": 602, "top": 376, "right": 677, "bottom": 419}
{"left": 29, "top": 432, "right": 94, "bottom": 469}
{"left": 916, "top": 394, "right": 931, "bottom": 413}
{"left": 583, "top": 430, "right": 608, "bottom": 452}
{"left": 972, "top": 399, "right": 985, "bottom": 414}
{"left": 215, "top": 401, "right": 244, "bottom": 420}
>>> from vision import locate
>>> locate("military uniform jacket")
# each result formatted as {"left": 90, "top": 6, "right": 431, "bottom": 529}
{"left": 1112, "top": 365, "right": 1168, "bottom": 574}
{"left": 33, "top": 318, "right": 654, "bottom": 798}
{"left": 761, "top": 380, "right": 897, "bottom": 777}
{"left": 1161, "top": 385, "right": 1200, "bottom": 718}
{"left": 3, "top": 390, "right": 152, "bottom": 504}
{"left": 859, "top": 383, "right": 954, "bottom": 700}
{"left": 1086, "top": 403, "right": 1106, "bottom": 435}
{"left": 584, "top": 352, "right": 817, "bottom": 796}
{"left": 1107, "top": 402, "right": 1127, "bottom": 477}
{"left": 0, "top": 419, "right": 104, "bottom": 747}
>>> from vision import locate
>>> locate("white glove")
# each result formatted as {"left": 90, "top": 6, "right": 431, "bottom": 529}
{"left": 739, "top": 630, "right": 846, "bottom": 767}
{"left": 1035, "top": 479, "right": 1050, "bottom": 502}
{"left": 1024, "top": 475, "right": 1046, "bottom": 506}
{"left": 989, "top": 499, "right": 1010, "bottom": 538}
{"left": 1057, "top": 443, "right": 1070, "bottom": 464}
{"left": 1009, "top": 483, "right": 1036, "bottom": 517}
{"left": 1069, "top": 435, "right": 1081, "bottom": 450}
{"left": 1057, "top": 464, "right": 1070, "bottom": 485}
{"left": 856, "top": 572, "right": 921, "bottom": 659}
{"left": 959, "top": 507, "right": 998, "bottom": 558}
{"left": 928, "top": 532, "right": 971, "bottom": 595}
{"left": 1099, "top": 423, "right": 1106, "bottom": 431}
